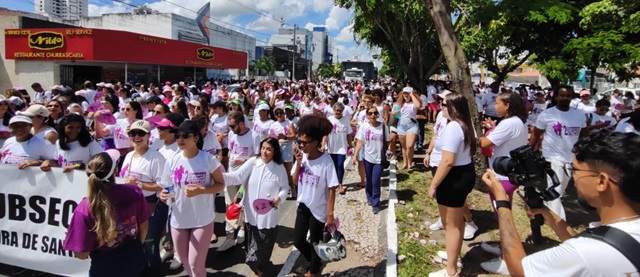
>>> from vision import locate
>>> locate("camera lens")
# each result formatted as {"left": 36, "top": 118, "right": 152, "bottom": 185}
{"left": 492, "top": 156, "right": 515, "bottom": 176}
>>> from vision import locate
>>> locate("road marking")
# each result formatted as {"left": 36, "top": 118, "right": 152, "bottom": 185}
{"left": 386, "top": 160, "right": 399, "bottom": 277}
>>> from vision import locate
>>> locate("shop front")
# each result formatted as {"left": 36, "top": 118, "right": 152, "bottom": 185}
{"left": 4, "top": 28, "right": 248, "bottom": 89}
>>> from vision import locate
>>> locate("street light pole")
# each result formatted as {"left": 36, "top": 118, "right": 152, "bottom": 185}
{"left": 292, "top": 24, "right": 297, "bottom": 81}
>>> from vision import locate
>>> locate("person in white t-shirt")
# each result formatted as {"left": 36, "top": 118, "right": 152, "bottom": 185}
{"left": 159, "top": 121, "right": 225, "bottom": 277}
{"left": 584, "top": 99, "right": 617, "bottom": 132}
{"left": 47, "top": 114, "right": 102, "bottom": 172}
{"left": 526, "top": 92, "right": 548, "bottom": 130}
{"left": 482, "top": 131, "right": 640, "bottom": 277}
{"left": 481, "top": 82, "right": 501, "bottom": 122}
{"left": 477, "top": 92, "right": 529, "bottom": 274}
{"left": 575, "top": 89, "right": 596, "bottom": 114}
{"left": 292, "top": 115, "right": 339, "bottom": 277}
{"left": 609, "top": 89, "right": 624, "bottom": 119}
{"left": 119, "top": 119, "right": 167, "bottom": 276}
{"left": 222, "top": 138, "right": 289, "bottom": 276}
{"left": 1, "top": 115, "right": 56, "bottom": 168}
{"left": 529, "top": 86, "right": 587, "bottom": 220}
{"left": 253, "top": 104, "right": 275, "bottom": 143}
{"left": 353, "top": 107, "right": 390, "bottom": 214}
{"left": 191, "top": 115, "right": 222, "bottom": 157}
{"left": 394, "top": 87, "right": 422, "bottom": 170}
{"left": 323, "top": 102, "right": 353, "bottom": 195}
{"left": 426, "top": 91, "right": 477, "bottom": 277}
{"left": 615, "top": 109, "right": 640, "bottom": 135}
{"left": 427, "top": 81, "right": 438, "bottom": 122}
{"left": 272, "top": 106, "right": 296, "bottom": 194}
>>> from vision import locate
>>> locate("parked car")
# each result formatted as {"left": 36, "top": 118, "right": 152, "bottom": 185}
{"left": 596, "top": 88, "right": 640, "bottom": 100}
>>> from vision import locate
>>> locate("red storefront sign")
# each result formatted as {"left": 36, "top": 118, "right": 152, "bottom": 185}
{"left": 4, "top": 28, "right": 248, "bottom": 69}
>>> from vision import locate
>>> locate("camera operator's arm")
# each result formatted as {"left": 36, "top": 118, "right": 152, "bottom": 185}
{"left": 482, "top": 170, "right": 526, "bottom": 277}
{"left": 528, "top": 127, "right": 544, "bottom": 151}
{"left": 528, "top": 207, "right": 577, "bottom": 241}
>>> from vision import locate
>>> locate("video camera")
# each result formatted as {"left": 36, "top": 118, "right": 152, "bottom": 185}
{"left": 492, "top": 145, "right": 562, "bottom": 244}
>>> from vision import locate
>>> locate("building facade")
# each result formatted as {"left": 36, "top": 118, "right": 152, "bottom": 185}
{"left": 312, "top": 27, "right": 333, "bottom": 69}
{"left": 34, "top": 0, "right": 88, "bottom": 20}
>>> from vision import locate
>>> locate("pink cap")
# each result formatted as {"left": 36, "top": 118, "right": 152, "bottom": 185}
{"left": 580, "top": 89, "right": 591, "bottom": 97}
{"left": 156, "top": 118, "right": 176, "bottom": 129}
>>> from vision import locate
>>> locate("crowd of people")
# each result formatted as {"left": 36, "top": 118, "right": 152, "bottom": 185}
{"left": 1, "top": 78, "right": 639, "bottom": 277}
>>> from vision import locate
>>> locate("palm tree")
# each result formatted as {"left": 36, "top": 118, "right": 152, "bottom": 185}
{"left": 318, "top": 63, "right": 335, "bottom": 79}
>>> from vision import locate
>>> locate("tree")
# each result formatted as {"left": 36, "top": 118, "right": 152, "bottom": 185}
{"left": 249, "top": 56, "right": 276, "bottom": 76}
{"left": 317, "top": 63, "right": 336, "bottom": 79}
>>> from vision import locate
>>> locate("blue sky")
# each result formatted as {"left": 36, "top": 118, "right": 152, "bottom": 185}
{"left": 1, "top": 0, "right": 379, "bottom": 65}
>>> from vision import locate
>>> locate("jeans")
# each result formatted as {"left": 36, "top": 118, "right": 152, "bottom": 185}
{"left": 363, "top": 159, "right": 383, "bottom": 208}
{"left": 143, "top": 200, "right": 168, "bottom": 277}
{"left": 293, "top": 203, "right": 325, "bottom": 275}
{"left": 416, "top": 118, "right": 428, "bottom": 148}
{"left": 330, "top": 154, "right": 346, "bottom": 184}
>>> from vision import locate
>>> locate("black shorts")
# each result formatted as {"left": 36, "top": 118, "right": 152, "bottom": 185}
{"left": 431, "top": 163, "right": 476, "bottom": 207}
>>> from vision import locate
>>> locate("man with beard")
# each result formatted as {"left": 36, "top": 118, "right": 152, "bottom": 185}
{"left": 529, "top": 85, "right": 588, "bottom": 220}
{"left": 481, "top": 131, "right": 640, "bottom": 276}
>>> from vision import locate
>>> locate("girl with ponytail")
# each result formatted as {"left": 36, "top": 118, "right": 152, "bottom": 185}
{"left": 63, "top": 152, "right": 150, "bottom": 277}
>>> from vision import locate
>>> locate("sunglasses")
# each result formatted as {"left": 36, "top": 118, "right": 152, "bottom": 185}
{"left": 153, "top": 110, "right": 164, "bottom": 114}
{"left": 128, "top": 130, "right": 147, "bottom": 137}
{"left": 124, "top": 107, "right": 133, "bottom": 111}
{"left": 441, "top": 103, "right": 448, "bottom": 107}
{"left": 47, "top": 104, "right": 60, "bottom": 108}
{"left": 368, "top": 111, "right": 379, "bottom": 116}
{"left": 174, "top": 133, "right": 194, "bottom": 139}
{"left": 297, "top": 139, "right": 315, "bottom": 146}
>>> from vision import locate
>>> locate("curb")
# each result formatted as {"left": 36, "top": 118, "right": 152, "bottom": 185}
{"left": 277, "top": 156, "right": 353, "bottom": 277}
{"left": 386, "top": 160, "right": 398, "bottom": 277}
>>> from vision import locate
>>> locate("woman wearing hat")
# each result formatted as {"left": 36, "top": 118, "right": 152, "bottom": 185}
{"left": 0, "top": 96, "right": 15, "bottom": 147}
{"left": 394, "top": 87, "right": 422, "bottom": 170}
{"left": 272, "top": 106, "right": 296, "bottom": 195}
{"left": 22, "top": 104, "right": 58, "bottom": 145}
{"left": 63, "top": 152, "right": 150, "bottom": 277}
{"left": 1, "top": 115, "right": 56, "bottom": 167}
{"left": 253, "top": 104, "right": 275, "bottom": 143}
{"left": 574, "top": 89, "right": 596, "bottom": 114}
{"left": 159, "top": 121, "right": 225, "bottom": 277}
{"left": 119, "top": 119, "right": 167, "bottom": 277}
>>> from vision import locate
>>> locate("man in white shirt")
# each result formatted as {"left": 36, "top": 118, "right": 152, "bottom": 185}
{"left": 482, "top": 130, "right": 640, "bottom": 277}
{"left": 481, "top": 82, "right": 502, "bottom": 123}
{"left": 31, "top": 82, "right": 51, "bottom": 104}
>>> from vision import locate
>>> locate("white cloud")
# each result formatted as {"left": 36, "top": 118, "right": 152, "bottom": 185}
{"left": 311, "top": 0, "right": 333, "bottom": 13}
{"left": 304, "top": 22, "right": 322, "bottom": 31}
{"left": 246, "top": 15, "right": 283, "bottom": 31}
{"left": 88, "top": 2, "right": 129, "bottom": 16}
{"left": 333, "top": 43, "right": 380, "bottom": 65}
{"left": 334, "top": 23, "right": 354, "bottom": 43}
{"left": 324, "top": 6, "right": 350, "bottom": 30}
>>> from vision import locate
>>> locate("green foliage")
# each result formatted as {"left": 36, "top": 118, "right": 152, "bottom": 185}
{"left": 250, "top": 56, "right": 276, "bottom": 76}
{"left": 317, "top": 63, "right": 339, "bottom": 79}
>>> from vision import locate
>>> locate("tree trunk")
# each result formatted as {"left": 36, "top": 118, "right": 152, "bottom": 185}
{"left": 425, "top": 0, "right": 488, "bottom": 182}
{"left": 589, "top": 65, "right": 597, "bottom": 92}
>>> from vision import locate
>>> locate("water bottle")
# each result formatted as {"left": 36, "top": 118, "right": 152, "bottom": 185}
{"left": 386, "top": 149, "right": 392, "bottom": 160}
{"left": 165, "top": 186, "right": 175, "bottom": 205}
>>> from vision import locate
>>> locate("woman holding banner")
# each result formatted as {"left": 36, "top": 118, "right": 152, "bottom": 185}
{"left": 222, "top": 137, "right": 289, "bottom": 277}
{"left": 43, "top": 113, "right": 102, "bottom": 172}
{"left": 63, "top": 152, "right": 150, "bottom": 277}
{"left": 1, "top": 115, "right": 56, "bottom": 168}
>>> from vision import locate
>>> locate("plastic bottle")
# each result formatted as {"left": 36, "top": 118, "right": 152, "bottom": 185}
{"left": 165, "top": 186, "right": 175, "bottom": 205}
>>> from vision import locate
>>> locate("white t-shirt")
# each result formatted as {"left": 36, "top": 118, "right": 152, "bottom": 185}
{"left": 55, "top": 140, "right": 103, "bottom": 167}
{"left": 1, "top": 136, "right": 57, "bottom": 165}
{"left": 299, "top": 103, "right": 314, "bottom": 117}
{"left": 252, "top": 119, "right": 274, "bottom": 143}
{"left": 481, "top": 91, "right": 500, "bottom": 117}
{"left": 487, "top": 116, "right": 529, "bottom": 180}
{"left": 33, "top": 126, "right": 57, "bottom": 142}
{"left": 587, "top": 113, "right": 617, "bottom": 131}
{"left": 327, "top": 116, "right": 352, "bottom": 155}
{"left": 0, "top": 123, "right": 9, "bottom": 148}
{"left": 610, "top": 96, "right": 623, "bottom": 116}
{"left": 400, "top": 102, "right": 418, "bottom": 120}
{"left": 429, "top": 112, "right": 447, "bottom": 167}
{"left": 222, "top": 157, "right": 289, "bottom": 229}
{"left": 294, "top": 153, "right": 339, "bottom": 223}
{"left": 120, "top": 149, "right": 166, "bottom": 197}
{"left": 576, "top": 100, "right": 596, "bottom": 114}
{"left": 426, "top": 86, "right": 437, "bottom": 103}
{"left": 622, "top": 98, "right": 636, "bottom": 114}
{"left": 271, "top": 119, "right": 293, "bottom": 145}
{"left": 615, "top": 118, "right": 639, "bottom": 135}
{"left": 202, "top": 131, "right": 222, "bottom": 156}
{"left": 158, "top": 142, "right": 180, "bottom": 160}
{"left": 527, "top": 102, "right": 549, "bottom": 125}
{"left": 210, "top": 114, "right": 229, "bottom": 148}
{"left": 522, "top": 219, "right": 640, "bottom": 277}
{"left": 228, "top": 129, "right": 260, "bottom": 174}
{"left": 535, "top": 107, "right": 587, "bottom": 163}
{"left": 438, "top": 121, "right": 472, "bottom": 166}
{"left": 355, "top": 122, "right": 390, "bottom": 164}
{"left": 148, "top": 128, "right": 163, "bottom": 151}
{"left": 161, "top": 150, "right": 222, "bottom": 228}
{"left": 113, "top": 119, "right": 134, "bottom": 149}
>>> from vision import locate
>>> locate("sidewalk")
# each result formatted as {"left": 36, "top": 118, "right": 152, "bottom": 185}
{"left": 280, "top": 157, "right": 390, "bottom": 277}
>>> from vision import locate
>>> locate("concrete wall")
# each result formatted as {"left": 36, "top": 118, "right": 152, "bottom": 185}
{"left": 0, "top": 14, "right": 21, "bottom": 90}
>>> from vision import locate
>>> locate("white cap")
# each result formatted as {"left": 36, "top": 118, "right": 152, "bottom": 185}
{"left": 257, "top": 104, "right": 270, "bottom": 111}
{"left": 9, "top": 115, "right": 32, "bottom": 125}
{"left": 402, "top": 87, "right": 413, "bottom": 93}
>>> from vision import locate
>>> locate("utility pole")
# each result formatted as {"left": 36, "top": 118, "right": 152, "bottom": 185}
{"left": 292, "top": 24, "right": 297, "bottom": 81}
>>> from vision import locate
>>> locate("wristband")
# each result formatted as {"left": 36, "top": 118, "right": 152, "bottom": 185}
{"left": 493, "top": 200, "right": 511, "bottom": 210}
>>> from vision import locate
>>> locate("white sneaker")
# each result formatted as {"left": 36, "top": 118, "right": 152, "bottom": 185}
{"left": 169, "top": 255, "right": 182, "bottom": 270}
{"left": 429, "top": 218, "right": 444, "bottom": 231}
{"left": 480, "top": 242, "right": 502, "bottom": 257}
{"left": 463, "top": 221, "right": 478, "bottom": 240}
{"left": 160, "top": 248, "right": 173, "bottom": 263}
{"left": 480, "top": 257, "right": 509, "bottom": 275}
{"left": 435, "top": 251, "right": 463, "bottom": 268}
{"left": 216, "top": 238, "right": 237, "bottom": 252}
{"left": 235, "top": 228, "right": 245, "bottom": 244}
{"left": 428, "top": 268, "right": 459, "bottom": 277}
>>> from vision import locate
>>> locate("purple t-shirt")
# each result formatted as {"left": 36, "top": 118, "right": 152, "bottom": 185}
{"left": 63, "top": 185, "right": 150, "bottom": 252}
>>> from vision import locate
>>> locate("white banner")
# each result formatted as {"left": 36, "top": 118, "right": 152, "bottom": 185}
{"left": 0, "top": 165, "right": 90, "bottom": 276}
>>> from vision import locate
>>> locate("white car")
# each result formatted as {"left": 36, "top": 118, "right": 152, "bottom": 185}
{"left": 596, "top": 88, "right": 640, "bottom": 100}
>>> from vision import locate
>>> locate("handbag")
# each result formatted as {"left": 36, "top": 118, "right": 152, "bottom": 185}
{"left": 226, "top": 185, "right": 245, "bottom": 220}
{"left": 381, "top": 124, "right": 390, "bottom": 168}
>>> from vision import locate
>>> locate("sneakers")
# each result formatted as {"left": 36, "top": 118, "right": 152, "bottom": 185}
{"left": 463, "top": 221, "right": 478, "bottom": 240}
{"left": 480, "top": 242, "right": 502, "bottom": 257}
{"left": 428, "top": 268, "right": 459, "bottom": 277}
{"left": 435, "top": 251, "right": 463, "bottom": 268}
{"left": 236, "top": 228, "right": 245, "bottom": 244}
{"left": 160, "top": 248, "right": 173, "bottom": 263}
{"left": 480, "top": 257, "right": 509, "bottom": 275}
{"left": 216, "top": 237, "right": 237, "bottom": 252}
{"left": 168, "top": 255, "right": 182, "bottom": 270}
{"left": 429, "top": 218, "right": 444, "bottom": 231}
{"left": 373, "top": 206, "right": 380, "bottom": 214}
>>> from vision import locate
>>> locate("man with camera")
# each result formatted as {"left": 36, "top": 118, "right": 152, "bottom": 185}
{"left": 482, "top": 131, "right": 640, "bottom": 276}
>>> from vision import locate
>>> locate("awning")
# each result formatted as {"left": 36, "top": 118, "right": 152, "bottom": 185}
{"left": 4, "top": 28, "right": 247, "bottom": 69}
